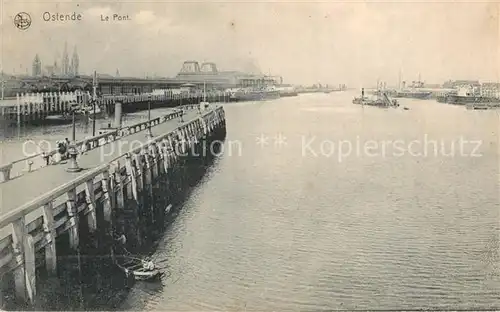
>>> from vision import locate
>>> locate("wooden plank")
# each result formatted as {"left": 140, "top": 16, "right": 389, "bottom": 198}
{"left": 134, "top": 153, "right": 144, "bottom": 191}
{"left": 10, "top": 217, "right": 26, "bottom": 300}
{"left": 52, "top": 202, "right": 67, "bottom": 217}
{"left": 65, "top": 189, "right": 79, "bottom": 250}
{"left": 0, "top": 235, "right": 12, "bottom": 252}
{"left": 124, "top": 154, "right": 138, "bottom": 202}
{"left": 100, "top": 170, "right": 113, "bottom": 222}
{"left": 30, "top": 230, "right": 44, "bottom": 246}
{"left": 25, "top": 217, "right": 43, "bottom": 234}
{"left": 84, "top": 180, "right": 97, "bottom": 232}
{"left": 42, "top": 202, "right": 57, "bottom": 274}
{"left": 53, "top": 215, "right": 68, "bottom": 231}
{"left": 0, "top": 251, "right": 13, "bottom": 269}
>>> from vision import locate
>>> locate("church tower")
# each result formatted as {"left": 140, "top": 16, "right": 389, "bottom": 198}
{"left": 62, "top": 41, "right": 70, "bottom": 76}
{"left": 32, "top": 54, "right": 41, "bottom": 76}
{"left": 71, "top": 45, "right": 79, "bottom": 76}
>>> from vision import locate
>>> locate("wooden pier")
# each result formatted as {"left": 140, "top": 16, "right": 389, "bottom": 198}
{"left": 0, "top": 89, "right": 233, "bottom": 125}
{"left": 0, "top": 103, "right": 226, "bottom": 307}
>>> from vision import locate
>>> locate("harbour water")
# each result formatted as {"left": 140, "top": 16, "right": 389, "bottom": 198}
{"left": 2, "top": 91, "right": 499, "bottom": 310}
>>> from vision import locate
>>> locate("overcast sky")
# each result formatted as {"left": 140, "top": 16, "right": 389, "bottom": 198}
{"left": 1, "top": 1, "right": 498, "bottom": 86}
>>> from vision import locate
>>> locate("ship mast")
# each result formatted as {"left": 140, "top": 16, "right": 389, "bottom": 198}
{"left": 92, "top": 70, "right": 98, "bottom": 100}
{"left": 1, "top": 70, "right": 5, "bottom": 100}
{"left": 398, "top": 69, "right": 402, "bottom": 90}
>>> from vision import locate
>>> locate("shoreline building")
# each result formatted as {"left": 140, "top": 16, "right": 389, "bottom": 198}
{"left": 176, "top": 61, "right": 280, "bottom": 88}
{"left": 480, "top": 82, "right": 500, "bottom": 99}
{"left": 62, "top": 42, "right": 70, "bottom": 76}
{"left": 32, "top": 54, "right": 42, "bottom": 76}
{"left": 71, "top": 46, "right": 79, "bottom": 76}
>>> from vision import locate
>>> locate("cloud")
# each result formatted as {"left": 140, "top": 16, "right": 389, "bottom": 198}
{"left": 86, "top": 6, "right": 112, "bottom": 18}
{"left": 134, "top": 10, "right": 155, "bottom": 25}
{"left": 0, "top": 1, "right": 497, "bottom": 85}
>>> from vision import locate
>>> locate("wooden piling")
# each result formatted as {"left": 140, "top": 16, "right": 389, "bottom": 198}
{"left": 42, "top": 202, "right": 57, "bottom": 275}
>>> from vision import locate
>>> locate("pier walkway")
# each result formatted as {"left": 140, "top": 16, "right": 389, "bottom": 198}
{"left": 0, "top": 107, "right": 204, "bottom": 216}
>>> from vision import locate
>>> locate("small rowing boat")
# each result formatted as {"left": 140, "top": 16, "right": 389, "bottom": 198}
{"left": 113, "top": 254, "right": 161, "bottom": 281}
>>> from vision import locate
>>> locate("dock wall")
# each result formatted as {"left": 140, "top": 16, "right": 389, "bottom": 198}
{"left": 0, "top": 105, "right": 226, "bottom": 307}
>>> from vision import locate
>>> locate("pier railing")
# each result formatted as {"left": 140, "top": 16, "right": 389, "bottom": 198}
{"left": 0, "top": 104, "right": 205, "bottom": 182}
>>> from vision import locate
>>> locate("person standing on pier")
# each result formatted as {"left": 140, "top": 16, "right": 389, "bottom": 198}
{"left": 64, "top": 138, "right": 71, "bottom": 159}
{"left": 54, "top": 140, "right": 65, "bottom": 163}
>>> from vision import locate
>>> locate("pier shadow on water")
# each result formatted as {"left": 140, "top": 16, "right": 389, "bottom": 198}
{"left": 2, "top": 128, "right": 226, "bottom": 311}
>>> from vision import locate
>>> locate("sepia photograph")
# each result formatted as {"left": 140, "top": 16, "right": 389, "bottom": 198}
{"left": 0, "top": 0, "right": 498, "bottom": 310}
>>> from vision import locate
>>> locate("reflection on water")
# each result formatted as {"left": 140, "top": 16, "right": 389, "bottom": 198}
{"left": 3, "top": 93, "right": 500, "bottom": 310}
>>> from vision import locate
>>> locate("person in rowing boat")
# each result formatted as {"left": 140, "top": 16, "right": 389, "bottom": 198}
{"left": 141, "top": 259, "right": 155, "bottom": 271}
{"left": 115, "top": 233, "right": 127, "bottom": 245}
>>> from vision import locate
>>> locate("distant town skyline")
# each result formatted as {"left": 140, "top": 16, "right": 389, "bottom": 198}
{"left": 31, "top": 42, "right": 80, "bottom": 77}
{"left": 1, "top": 2, "right": 498, "bottom": 86}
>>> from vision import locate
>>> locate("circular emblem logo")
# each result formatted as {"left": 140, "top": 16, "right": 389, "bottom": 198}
{"left": 14, "top": 12, "right": 31, "bottom": 30}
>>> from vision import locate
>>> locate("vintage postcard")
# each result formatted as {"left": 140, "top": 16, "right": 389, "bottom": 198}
{"left": 0, "top": 0, "right": 498, "bottom": 311}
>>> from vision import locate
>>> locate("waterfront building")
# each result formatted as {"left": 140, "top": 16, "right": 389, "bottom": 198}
{"left": 62, "top": 41, "right": 70, "bottom": 76}
{"left": 480, "top": 82, "right": 500, "bottom": 99}
{"left": 176, "top": 61, "right": 280, "bottom": 88}
{"left": 442, "top": 80, "right": 481, "bottom": 89}
{"left": 43, "top": 65, "right": 54, "bottom": 76}
{"left": 35, "top": 42, "right": 80, "bottom": 77}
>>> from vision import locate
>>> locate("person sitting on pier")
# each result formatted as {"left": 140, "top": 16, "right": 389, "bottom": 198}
{"left": 54, "top": 140, "right": 66, "bottom": 163}
{"left": 81, "top": 137, "right": 91, "bottom": 154}
{"left": 64, "top": 138, "right": 71, "bottom": 159}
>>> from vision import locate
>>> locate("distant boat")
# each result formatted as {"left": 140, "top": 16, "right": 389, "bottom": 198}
{"left": 276, "top": 86, "right": 298, "bottom": 97}
{"left": 230, "top": 87, "right": 280, "bottom": 102}
{"left": 353, "top": 90, "right": 398, "bottom": 108}
{"left": 78, "top": 104, "right": 104, "bottom": 117}
{"left": 394, "top": 90, "right": 432, "bottom": 99}
{"left": 447, "top": 94, "right": 496, "bottom": 105}
{"left": 465, "top": 102, "right": 500, "bottom": 110}
{"left": 43, "top": 105, "right": 104, "bottom": 125}
{"left": 44, "top": 114, "right": 73, "bottom": 125}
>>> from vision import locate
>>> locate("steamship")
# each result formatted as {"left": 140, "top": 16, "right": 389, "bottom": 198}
{"left": 229, "top": 86, "right": 280, "bottom": 102}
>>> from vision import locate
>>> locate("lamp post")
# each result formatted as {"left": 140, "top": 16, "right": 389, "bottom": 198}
{"left": 0, "top": 70, "right": 5, "bottom": 100}
{"left": 91, "top": 99, "right": 96, "bottom": 136}
{"left": 146, "top": 94, "right": 153, "bottom": 139}
{"left": 92, "top": 70, "right": 98, "bottom": 136}
{"left": 66, "top": 105, "right": 82, "bottom": 172}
